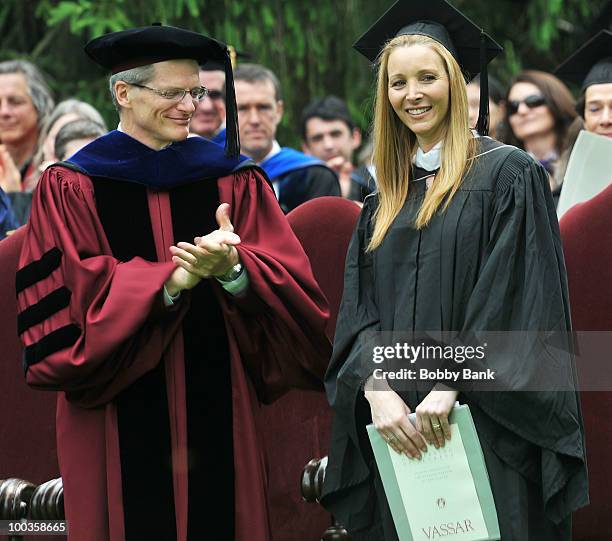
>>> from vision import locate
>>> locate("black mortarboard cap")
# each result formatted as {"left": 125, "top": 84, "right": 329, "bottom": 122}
{"left": 85, "top": 23, "right": 240, "bottom": 158}
{"left": 555, "top": 30, "right": 612, "bottom": 92}
{"left": 353, "top": 0, "right": 503, "bottom": 136}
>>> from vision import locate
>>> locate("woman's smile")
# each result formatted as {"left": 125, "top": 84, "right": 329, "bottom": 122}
{"left": 406, "top": 106, "right": 432, "bottom": 117}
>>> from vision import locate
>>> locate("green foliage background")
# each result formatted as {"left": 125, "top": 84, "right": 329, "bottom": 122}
{"left": 0, "top": 0, "right": 609, "bottom": 147}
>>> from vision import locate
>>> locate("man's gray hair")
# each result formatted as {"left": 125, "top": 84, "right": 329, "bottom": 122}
{"left": 233, "top": 63, "right": 282, "bottom": 101}
{"left": 0, "top": 60, "right": 54, "bottom": 127}
{"left": 109, "top": 64, "right": 155, "bottom": 112}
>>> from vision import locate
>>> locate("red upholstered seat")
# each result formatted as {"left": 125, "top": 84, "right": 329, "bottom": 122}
{"left": 259, "top": 197, "right": 361, "bottom": 541}
{"left": 560, "top": 185, "right": 612, "bottom": 540}
{"left": 0, "top": 227, "right": 60, "bottom": 482}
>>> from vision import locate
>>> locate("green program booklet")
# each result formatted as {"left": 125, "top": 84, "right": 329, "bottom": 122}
{"left": 367, "top": 404, "right": 500, "bottom": 541}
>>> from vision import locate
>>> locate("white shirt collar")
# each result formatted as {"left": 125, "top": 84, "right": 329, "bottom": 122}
{"left": 414, "top": 140, "right": 443, "bottom": 171}
{"left": 412, "top": 131, "right": 483, "bottom": 171}
{"left": 259, "top": 140, "right": 281, "bottom": 164}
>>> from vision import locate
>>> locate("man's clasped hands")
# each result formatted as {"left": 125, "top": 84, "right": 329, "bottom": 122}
{"left": 165, "top": 203, "right": 240, "bottom": 297}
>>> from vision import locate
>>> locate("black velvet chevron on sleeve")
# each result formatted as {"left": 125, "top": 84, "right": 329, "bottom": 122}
{"left": 22, "top": 324, "right": 81, "bottom": 372}
{"left": 17, "top": 286, "right": 72, "bottom": 335}
{"left": 15, "top": 248, "right": 62, "bottom": 294}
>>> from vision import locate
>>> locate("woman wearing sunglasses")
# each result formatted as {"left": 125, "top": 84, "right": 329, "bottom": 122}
{"left": 499, "top": 70, "right": 576, "bottom": 194}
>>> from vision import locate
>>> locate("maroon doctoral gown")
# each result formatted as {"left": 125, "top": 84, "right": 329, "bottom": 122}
{"left": 15, "top": 132, "right": 331, "bottom": 541}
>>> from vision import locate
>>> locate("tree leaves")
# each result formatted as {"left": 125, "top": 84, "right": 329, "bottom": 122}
{"left": 0, "top": 0, "right": 609, "bottom": 147}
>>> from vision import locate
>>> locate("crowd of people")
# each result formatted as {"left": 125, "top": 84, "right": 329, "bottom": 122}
{"left": 1, "top": 2, "right": 611, "bottom": 540}
{"left": 0, "top": 62, "right": 108, "bottom": 232}
{"left": 1, "top": 23, "right": 610, "bottom": 238}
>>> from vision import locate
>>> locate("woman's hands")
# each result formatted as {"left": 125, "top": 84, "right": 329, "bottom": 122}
{"left": 365, "top": 377, "right": 427, "bottom": 459}
{"left": 365, "top": 379, "right": 459, "bottom": 456}
{"left": 415, "top": 384, "right": 459, "bottom": 448}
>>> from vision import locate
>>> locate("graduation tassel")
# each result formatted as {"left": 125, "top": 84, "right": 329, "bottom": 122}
{"left": 475, "top": 30, "right": 490, "bottom": 137}
{"left": 223, "top": 48, "right": 241, "bottom": 159}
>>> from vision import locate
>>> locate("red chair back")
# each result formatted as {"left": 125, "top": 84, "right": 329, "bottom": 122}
{"left": 288, "top": 197, "right": 361, "bottom": 337}
{"left": 560, "top": 185, "right": 612, "bottom": 540}
{"left": 0, "top": 227, "right": 60, "bottom": 484}
{"left": 260, "top": 197, "right": 360, "bottom": 541}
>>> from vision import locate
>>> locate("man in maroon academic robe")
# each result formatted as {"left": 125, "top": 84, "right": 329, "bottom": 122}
{"left": 15, "top": 25, "right": 331, "bottom": 541}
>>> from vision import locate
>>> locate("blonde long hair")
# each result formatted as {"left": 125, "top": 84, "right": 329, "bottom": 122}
{"left": 368, "top": 34, "right": 477, "bottom": 251}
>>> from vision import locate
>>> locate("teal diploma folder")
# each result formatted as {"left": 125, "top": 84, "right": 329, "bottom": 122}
{"left": 367, "top": 404, "right": 500, "bottom": 541}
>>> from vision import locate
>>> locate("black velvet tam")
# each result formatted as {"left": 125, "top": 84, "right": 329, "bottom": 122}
{"left": 85, "top": 23, "right": 227, "bottom": 73}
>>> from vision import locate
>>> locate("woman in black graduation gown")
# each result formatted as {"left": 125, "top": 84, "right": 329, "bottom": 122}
{"left": 321, "top": 1, "right": 588, "bottom": 540}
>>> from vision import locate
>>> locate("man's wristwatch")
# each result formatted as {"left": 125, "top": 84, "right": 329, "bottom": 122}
{"left": 216, "top": 263, "right": 244, "bottom": 283}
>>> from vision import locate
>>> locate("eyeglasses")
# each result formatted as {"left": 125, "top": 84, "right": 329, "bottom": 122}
{"left": 508, "top": 94, "right": 547, "bottom": 116}
{"left": 128, "top": 83, "right": 209, "bottom": 102}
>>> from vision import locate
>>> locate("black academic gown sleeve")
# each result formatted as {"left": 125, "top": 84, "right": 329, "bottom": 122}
{"left": 457, "top": 150, "right": 588, "bottom": 524}
{"left": 279, "top": 165, "right": 341, "bottom": 212}
{"left": 303, "top": 164, "right": 341, "bottom": 199}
